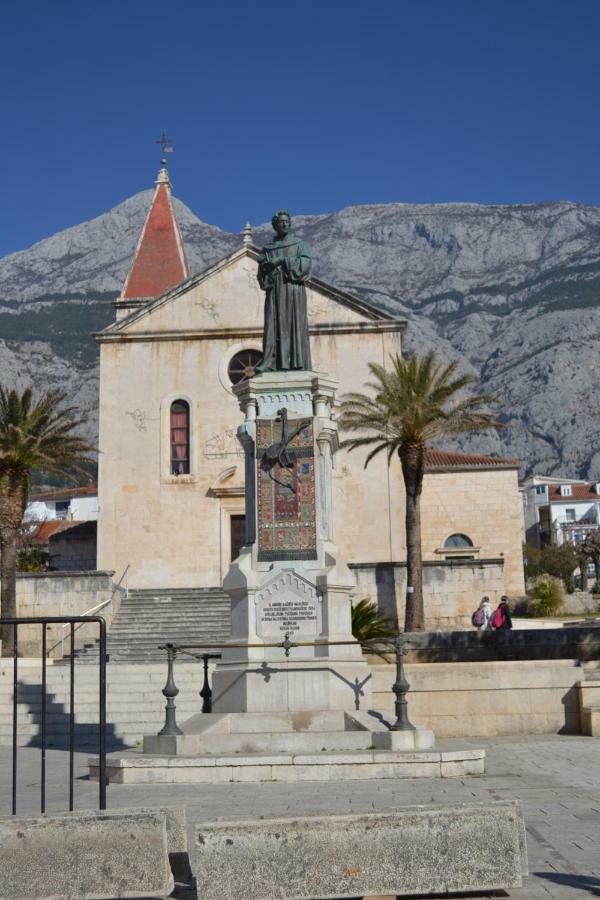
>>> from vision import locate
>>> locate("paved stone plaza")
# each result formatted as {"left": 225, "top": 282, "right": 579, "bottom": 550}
{"left": 1, "top": 734, "right": 598, "bottom": 899}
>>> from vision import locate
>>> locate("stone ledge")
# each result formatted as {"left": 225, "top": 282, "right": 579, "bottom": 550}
{"left": 194, "top": 801, "right": 526, "bottom": 899}
{"left": 0, "top": 810, "right": 173, "bottom": 900}
{"left": 89, "top": 747, "right": 485, "bottom": 784}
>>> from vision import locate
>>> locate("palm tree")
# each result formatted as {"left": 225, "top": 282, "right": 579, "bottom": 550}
{"left": 339, "top": 352, "right": 503, "bottom": 632}
{"left": 0, "top": 387, "right": 94, "bottom": 656}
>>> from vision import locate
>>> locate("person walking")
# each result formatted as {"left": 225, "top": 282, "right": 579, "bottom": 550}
{"left": 491, "top": 595, "right": 513, "bottom": 632}
{"left": 472, "top": 596, "right": 493, "bottom": 630}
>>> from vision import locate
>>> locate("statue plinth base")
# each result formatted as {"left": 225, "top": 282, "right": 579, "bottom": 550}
{"left": 211, "top": 370, "right": 372, "bottom": 714}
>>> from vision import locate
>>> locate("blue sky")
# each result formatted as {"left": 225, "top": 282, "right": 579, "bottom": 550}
{"left": 1, "top": 0, "right": 599, "bottom": 257}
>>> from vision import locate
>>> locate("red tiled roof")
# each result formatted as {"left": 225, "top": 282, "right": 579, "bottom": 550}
{"left": 548, "top": 484, "right": 600, "bottom": 502}
{"left": 425, "top": 449, "right": 520, "bottom": 470}
{"left": 29, "top": 484, "right": 97, "bottom": 502}
{"left": 122, "top": 182, "right": 190, "bottom": 300}
{"left": 28, "top": 521, "right": 83, "bottom": 543}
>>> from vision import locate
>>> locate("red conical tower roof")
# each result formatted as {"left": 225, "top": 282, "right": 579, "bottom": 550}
{"left": 120, "top": 164, "right": 190, "bottom": 303}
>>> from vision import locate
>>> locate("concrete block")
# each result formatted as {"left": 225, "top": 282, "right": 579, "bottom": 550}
{"left": 371, "top": 727, "right": 435, "bottom": 751}
{"left": 194, "top": 801, "right": 527, "bottom": 899}
{"left": 582, "top": 705, "right": 600, "bottom": 736}
{"left": 92, "top": 805, "right": 186, "bottom": 854}
{"left": 0, "top": 810, "right": 173, "bottom": 899}
{"left": 441, "top": 748, "right": 486, "bottom": 761}
{"left": 100, "top": 806, "right": 190, "bottom": 885}
{"left": 441, "top": 758, "right": 485, "bottom": 777}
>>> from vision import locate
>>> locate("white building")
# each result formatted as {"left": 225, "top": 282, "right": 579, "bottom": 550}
{"left": 26, "top": 485, "right": 99, "bottom": 523}
{"left": 521, "top": 474, "right": 600, "bottom": 548}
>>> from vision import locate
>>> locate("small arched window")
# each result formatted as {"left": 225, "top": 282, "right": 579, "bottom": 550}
{"left": 444, "top": 533, "right": 474, "bottom": 549}
{"left": 170, "top": 400, "right": 190, "bottom": 475}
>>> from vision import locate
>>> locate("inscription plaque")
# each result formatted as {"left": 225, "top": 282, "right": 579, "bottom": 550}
{"left": 255, "top": 571, "right": 321, "bottom": 638}
{"left": 258, "top": 595, "right": 318, "bottom": 637}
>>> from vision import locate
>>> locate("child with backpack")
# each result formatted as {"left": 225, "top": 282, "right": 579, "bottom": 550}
{"left": 490, "top": 596, "right": 513, "bottom": 631}
{"left": 471, "top": 596, "right": 493, "bottom": 630}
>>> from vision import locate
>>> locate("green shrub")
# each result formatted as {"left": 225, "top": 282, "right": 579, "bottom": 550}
{"left": 591, "top": 580, "right": 600, "bottom": 595}
{"left": 17, "top": 548, "right": 48, "bottom": 573}
{"left": 529, "top": 575, "right": 564, "bottom": 617}
{"left": 351, "top": 598, "right": 395, "bottom": 650}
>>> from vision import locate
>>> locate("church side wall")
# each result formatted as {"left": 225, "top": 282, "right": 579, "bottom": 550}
{"left": 419, "top": 468, "right": 525, "bottom": 597}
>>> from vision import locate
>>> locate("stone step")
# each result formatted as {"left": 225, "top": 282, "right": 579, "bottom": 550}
{"left": 106, "top": 633, "right": 225, "bottom": 639}
{"left": 145, "top": 730, "right": 374, "bottom": 755}
{"left": 112, "top": 616, "right": 227, "bottom": 622}
{"left": 114, "top": 604, "right": 229, "bottom": 610}
{"left": 0, "top": 708, "right": 200, "bottom": 727}
{"left": 127, "top": 588, "right": 227, "bottom": 594}
{"left": 0, "top": 668, "right": 201, "bottom": 684}
{"left": 108, "top": 626, "right": 225, "bottom": 631}
{"left": 73, "top": 586, "right": 231, "bottom": 663}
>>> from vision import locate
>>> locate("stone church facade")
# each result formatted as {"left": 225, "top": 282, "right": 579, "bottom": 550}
{"left": 96, "top": 165, "right": 525, "bottom": 628}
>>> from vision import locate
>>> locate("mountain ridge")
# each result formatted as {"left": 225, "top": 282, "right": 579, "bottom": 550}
{"left": 1, "top": 191, "right": 599, "bottom": 478}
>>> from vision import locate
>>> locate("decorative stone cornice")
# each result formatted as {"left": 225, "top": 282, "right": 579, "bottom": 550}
{"left": 95, "top": 320, "right": 406, "bottom": 344}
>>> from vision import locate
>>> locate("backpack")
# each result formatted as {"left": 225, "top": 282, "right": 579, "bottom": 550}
{"left": 472, "top": 607, "right": 485, "bottom": 627}
{"left": 491, "top": 606, "right": 505, "bottom": 629}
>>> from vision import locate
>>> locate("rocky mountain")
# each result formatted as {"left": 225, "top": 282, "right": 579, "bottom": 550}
{"left": 2, "top": 192, "right": 600, "bottom": 478}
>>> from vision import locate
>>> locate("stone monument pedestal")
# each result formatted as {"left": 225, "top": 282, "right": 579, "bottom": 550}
{"left": 92, "top": 369, "right": 477, "bottom": 782}
{"left": 210, "top": 370, "right": 373, "bottom": 718}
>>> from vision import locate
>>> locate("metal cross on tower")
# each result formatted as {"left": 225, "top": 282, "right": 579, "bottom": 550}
{"left": 155, "top": 130, "right": 174, "bottom": 165}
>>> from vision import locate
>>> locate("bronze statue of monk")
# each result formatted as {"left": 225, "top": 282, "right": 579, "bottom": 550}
{"left": 256, "top": 210, "right": 312, "bottom": 372}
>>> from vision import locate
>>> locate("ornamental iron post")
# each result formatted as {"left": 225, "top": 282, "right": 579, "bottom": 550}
{"left": 159, "top": 644, "right": 183, "bottom": 736}
{"left": 199, "top": 653, "right": 221, "bottom": 713}
{"left": 390, "top": 633, "right": 415, "bottom": 732}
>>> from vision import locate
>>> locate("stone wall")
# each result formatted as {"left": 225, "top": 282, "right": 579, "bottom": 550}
{"left": 420, "top": 467, "right": 525, "bottom": 597}
{"left": 9, "top": 571, "right": 118, "bottom": 657}
{"left": 350, "top": 559, "right": 505, "bottom": 629}
{"left": 0, "top": 656, "right": 585, "bottom": 744}
{"left": 398, "top": 624, "right": 600, "bottom": 663}
{"left": 557, "top": 590, "right": 600, "bottom": 616}
{"left": 371, "top": 658, "right": 582, "bottom": 737}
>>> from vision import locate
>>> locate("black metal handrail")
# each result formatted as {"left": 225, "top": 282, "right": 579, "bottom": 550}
{"left": 156, "top": 634, "right": 413, "bottom": 736}
{"left": 0, "top": 616, "right": 107, "bottom": 815}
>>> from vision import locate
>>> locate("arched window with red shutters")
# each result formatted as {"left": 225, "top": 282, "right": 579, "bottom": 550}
{"left": 170, "top": 400, "right": 190, "bottom": 475}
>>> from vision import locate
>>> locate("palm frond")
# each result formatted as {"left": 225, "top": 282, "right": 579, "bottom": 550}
{"left": 339, "top": 351, "right": 504, "bottom": 468}
{"left": 351, "top": 598, "right": 396, "bottom": 651}
{"left": 0, "top": 386, "right": 96, "bottom": 482}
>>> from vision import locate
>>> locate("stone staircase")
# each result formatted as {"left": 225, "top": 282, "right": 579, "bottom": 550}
{"left": 0, "top": 660, "right": 206, "bottom": 749}
{"left": 75, "top": 587, "right": 231, "bottom": 663}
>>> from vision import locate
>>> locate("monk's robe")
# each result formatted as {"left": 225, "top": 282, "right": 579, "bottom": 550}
{"left": 257, "top": 234, "right": 312, "bottom": 371}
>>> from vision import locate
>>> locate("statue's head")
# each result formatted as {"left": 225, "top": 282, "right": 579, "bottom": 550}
{"left": 272, "top": 210, "right": 291, "bottom": 237}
